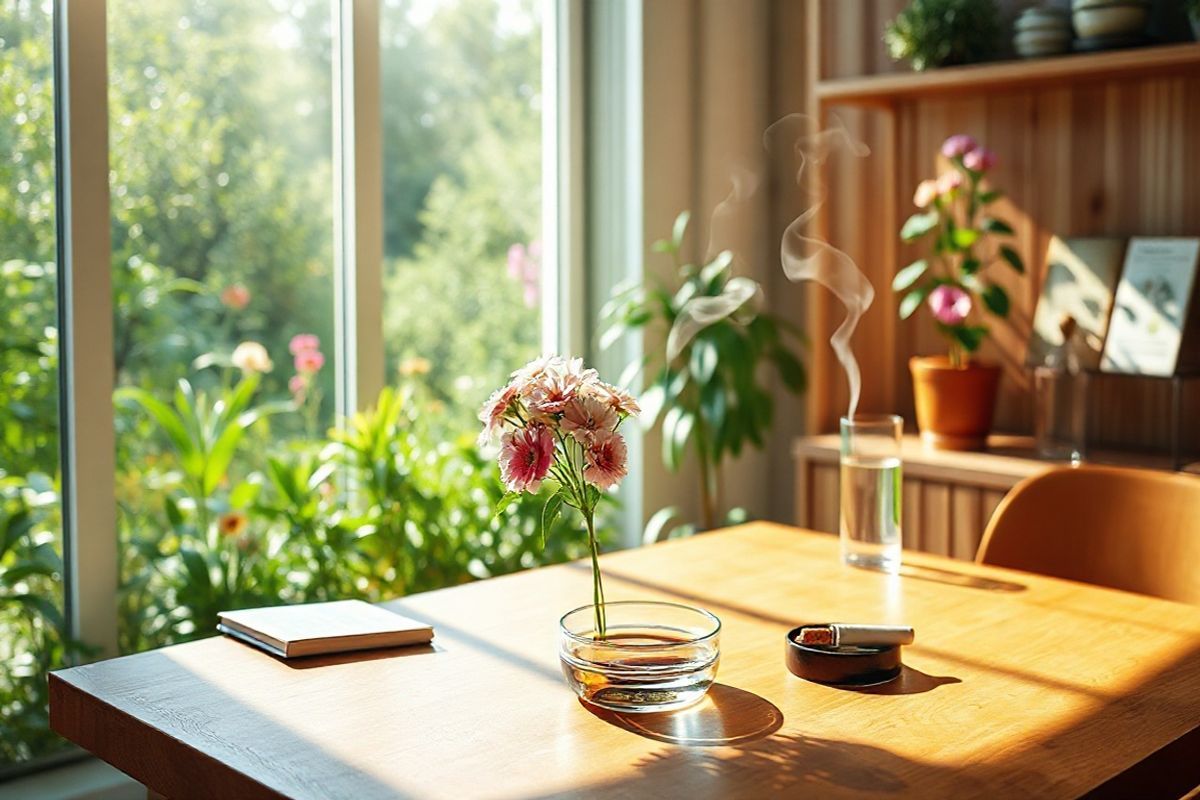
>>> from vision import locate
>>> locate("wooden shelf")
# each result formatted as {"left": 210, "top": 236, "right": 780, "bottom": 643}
{"left": 817, "top": 43, "right": 1200, "bottom": 107}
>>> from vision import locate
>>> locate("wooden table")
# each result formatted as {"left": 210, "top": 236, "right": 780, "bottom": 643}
{"left": 51, "top": 523, "right": 1200, "bottom": 799}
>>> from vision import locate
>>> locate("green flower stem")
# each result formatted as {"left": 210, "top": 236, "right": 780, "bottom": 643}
{"left": 585, "top": 506, "right": 606, "bottom": 639}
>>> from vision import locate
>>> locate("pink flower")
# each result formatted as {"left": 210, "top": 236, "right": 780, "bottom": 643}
{"left": 294, "top": 349, "right": 325, "bottom": 374}
{"left": 591, "top": 381, "right": 641, "bottom": 416}
{"left": 963, "top": 147, "right": 996, "bottom": 172}
{"left": 499, "top": 425, "right": 555, "bottom": 493}
{"left": 927, "top": 285, "right": 973, "bottom": 326}
{"left": 478, "top": 384, "right": 517, "bottom": 444}
{"left": 941, "top": 134, "right": 978, "bottom": 159}
{"left": 289, "top": 374, "right": 307, "bottom": 399}
{"left": 913, "top": 179, "right": 939, "bottom": 208}
{"left": 220, "top": 284, "right": 251, "bottom": 310}
{"left": 506, "top": 244, "right": 527, "bottom": 280}
{"left": 561, "top": 396, "right": 619, "bottom": 443}
{"left": 583, "top": 430, "right": 628, "bottom": 491}
{"left": 936, "top": 171, "right": 964, "bottom": 194}
{"left": 289, "top": 334, "right": 320, "bottom": 355}
{"left": 516, "top": 355, "right": 598, "bottom": 415}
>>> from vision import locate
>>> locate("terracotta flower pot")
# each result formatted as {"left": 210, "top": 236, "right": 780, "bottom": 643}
{"left": 909, "top": 356, "right": 1001, "bottom": 451}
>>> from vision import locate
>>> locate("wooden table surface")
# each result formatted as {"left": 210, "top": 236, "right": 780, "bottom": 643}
{"left": 51, "top": 523, "right": 1200, "bottom": 799}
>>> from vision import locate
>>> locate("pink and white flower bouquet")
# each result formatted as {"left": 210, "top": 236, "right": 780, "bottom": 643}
{"left": 480, "top": 355, "right": 639, "bottom": 637}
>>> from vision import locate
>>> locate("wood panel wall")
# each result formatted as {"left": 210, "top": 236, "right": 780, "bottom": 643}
{"left": 805, "top": 0, "right": 1200, "bottom": 457}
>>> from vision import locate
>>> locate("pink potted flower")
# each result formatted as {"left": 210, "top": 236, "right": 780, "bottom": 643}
{"left": 894, "top": 135, "right": 1023, "bottom": 450}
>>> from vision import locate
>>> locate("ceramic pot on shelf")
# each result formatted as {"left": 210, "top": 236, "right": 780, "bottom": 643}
{"left": 909, "top": 356, "right": 1002, "bottom": 451}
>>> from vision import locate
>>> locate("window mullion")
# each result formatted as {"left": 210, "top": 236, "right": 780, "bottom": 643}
{"left": 54, "top": 0, "right": 118, "bottom": 656}
{"left": 333, "top": 0, "right": 384, "bottom": 417}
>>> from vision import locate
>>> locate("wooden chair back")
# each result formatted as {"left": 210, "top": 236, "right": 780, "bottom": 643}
{"left": 976, "top": 464, "right": 1200, "bottom": 605}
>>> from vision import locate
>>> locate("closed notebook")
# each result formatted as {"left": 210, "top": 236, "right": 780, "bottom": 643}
{"left": 217, "top": 599, "right": 433, "bottom": 658}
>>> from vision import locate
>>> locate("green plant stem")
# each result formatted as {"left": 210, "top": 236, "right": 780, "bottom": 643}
{"left": 585, "top": 506, "right": 606, "bottom": 639}
{"left": 693, "top": 420, "right": 717, "bottom": 531}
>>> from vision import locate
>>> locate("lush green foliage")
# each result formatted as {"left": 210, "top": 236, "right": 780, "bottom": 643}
{"left": 601, "top": 212, "right": 806, "bottom": 532}
{"left": 884, "top": 0, "right": 1002, "bottom": 71}
{"left": 0, "top": 0, "right": 550, "bottom": 772}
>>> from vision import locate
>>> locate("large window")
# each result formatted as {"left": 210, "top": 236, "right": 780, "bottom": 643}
{"left": 0, "top": 0, "right": 578, "bottom": 775}
{"left": 0, "top": 0, "right": 72, "bottom": 771}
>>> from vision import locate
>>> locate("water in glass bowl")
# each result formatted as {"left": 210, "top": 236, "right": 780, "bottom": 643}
{"left": 559, "top": 602, "right": 721, "bottom": 713}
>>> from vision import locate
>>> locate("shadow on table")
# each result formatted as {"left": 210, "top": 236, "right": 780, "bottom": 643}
{"left": 275, "top": 642, "right": 444, "bottom": 669}
{"left": 585, "top": 683, "right": 784, "bottom": 746}
{"left": 837, "top": 664, "right": 961, "bottom": 696}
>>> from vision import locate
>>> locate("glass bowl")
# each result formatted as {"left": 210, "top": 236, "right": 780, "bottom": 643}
{"left": 559, "top": 601, "right": 721, "bottom": 713}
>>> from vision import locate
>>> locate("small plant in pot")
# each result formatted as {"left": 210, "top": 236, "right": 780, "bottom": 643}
{"left": 884, "top": 0, "right": 1003, "bottom": 71}
{"left": 895, "top": 134, "right": 1023, "bottom": 451}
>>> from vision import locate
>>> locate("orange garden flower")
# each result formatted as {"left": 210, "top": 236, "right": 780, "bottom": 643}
{"left": 218, "top": 512, "right": 248, "bottom": 537}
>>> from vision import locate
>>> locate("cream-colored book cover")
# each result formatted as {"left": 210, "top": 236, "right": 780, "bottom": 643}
{"left": 218, "top": 599, "right": 433, "bottom": 658}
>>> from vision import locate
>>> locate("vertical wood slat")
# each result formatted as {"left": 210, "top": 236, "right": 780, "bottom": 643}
{"left": 950, "top": 486, "right": 981, "bottom": 560}
{"left": 812, "top": 463, "right": 840, "bottom": 535}
{"left": 921, "top": 483, "right": 951, "bottom": 556}
{"left": 902, "top": 478, "right": 923, "bottom": 552}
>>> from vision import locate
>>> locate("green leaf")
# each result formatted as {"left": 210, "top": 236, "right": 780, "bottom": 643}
{"left": 950, "top": 324, "right": 989, "bottom": 352}
{"left": 699, "top": 381, "right": 727, "bottom": 434}
{"left": 539, "top": 492, "right": 563, "bottom": 548}
{"left": 230, "top": 480, "right": 262, "bottom": 509}
{"left": 772, "top": 347, "right": 807, "bottom": 393}
{"left": 651, "top": 238, "right": 677, "bottom": 255}
{"left": 115, "top": 387, "right": 196, "bottom": 469}
{"left": 179, "top": 548, "right": 211, "bottom": 591}
{"left": 891, "top": 259, "right": 928, "bottom": 292}
{"left": 672, "top": 211, "right": 691, "bottom": 249}
{"left": 982, "top": 283, "right": 1010, "bottom": 317}
{"left": 689, "top": 338, "right": 719, "bottom": 385}
{"left": 952, "top": 228, "right": 980, "bottom": 249}
{"left": 977, "top": 189, "right": 1002, "bottom": 204}
{"left": 642, "top": 506, "right": 680, "bottom": 545}
{"left": 960, "top": 257, "right": 982, "bottom": 276}
{"left": 164, "top": 496, "right": 184, "bottom": 529}
{"left": 492, "top": 490, "right": 522, "bottom": 519}
{"left": 699, "top": 250, "right": 733, "bottom": 288}
{"left": 661, "top": 407, "right": 695, "bottom": 472}
{"left": 899, "top": 284, "right": 930, "bottom": 320}
{"left": 900, "top": 210, "right": 939, "bottom": 242}
{"left": 1000, "top": 245, "right": 1025, "bottom": 274}
{"left": 981, "top": 217, "right": 1014, "bottom": 235}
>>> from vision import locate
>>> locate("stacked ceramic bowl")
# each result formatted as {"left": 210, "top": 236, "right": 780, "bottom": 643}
{"left": 1014, "top": 7, "right": 1072, "bottom": 58}
{"left": 1072, "top": 0, "right": 1150, "bottom": 51}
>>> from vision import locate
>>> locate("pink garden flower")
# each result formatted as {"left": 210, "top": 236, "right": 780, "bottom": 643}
{"left": 477, "top": 384, "right": 517, "bottom": 444}
{"left": 499, "top": 424, "right": 556, "bottom": 493}
{"left": 927, "top": 285, "right": 973, "bottom": 326}
{"left": 583, "top": 430, "right": 628, "bottom": 491}
{"left": 289, "top": 333, "right": 320, "bottom": 356}
{"left": 591, "top": 381, "right": 641, "bottom": 416}
{"left": 294, "top": 349, "right": 325, "bottom": 374}
{"left": 561, "top": 396, "right": 618, "bottom": 443}
{"left": 912, "top": 179, "right": 939, "bottom": 208}
{"left": 963, "top": 147, "right": 997, "bottom": 172}
{"left": 220, "top": 284, "right": 251, "bottom": 310}
{"left": 941, "top": 134, "right": 977, "bottom": 159}
{"left": 289, "top": 374, "right": 307, "bottom": 399}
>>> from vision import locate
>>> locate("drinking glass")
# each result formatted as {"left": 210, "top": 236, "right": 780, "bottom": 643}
{"left": 839, "top": 414, "right": 903, "bottom": 573}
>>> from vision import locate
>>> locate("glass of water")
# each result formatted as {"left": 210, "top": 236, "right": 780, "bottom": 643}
{"left": 839, "top": 414, "right": 903, "bottom": 573}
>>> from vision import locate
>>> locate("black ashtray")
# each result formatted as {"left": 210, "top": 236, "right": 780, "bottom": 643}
{"left": 785, "top": 624, "right": 902, "bottom": 687}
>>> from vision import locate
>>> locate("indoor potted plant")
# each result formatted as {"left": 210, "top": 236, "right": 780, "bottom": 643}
{"left": 894, "top": 134, "right": 1023, "bottom": 450}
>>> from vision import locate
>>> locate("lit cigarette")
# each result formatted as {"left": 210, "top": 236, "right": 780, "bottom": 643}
{"left": 796, "top": 624, "right": 915, "bottom": 647}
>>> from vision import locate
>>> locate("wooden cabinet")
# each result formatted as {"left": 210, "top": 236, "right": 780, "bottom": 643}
{"left": 794, "top": 434, "right": 1052, "bottom": 560}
